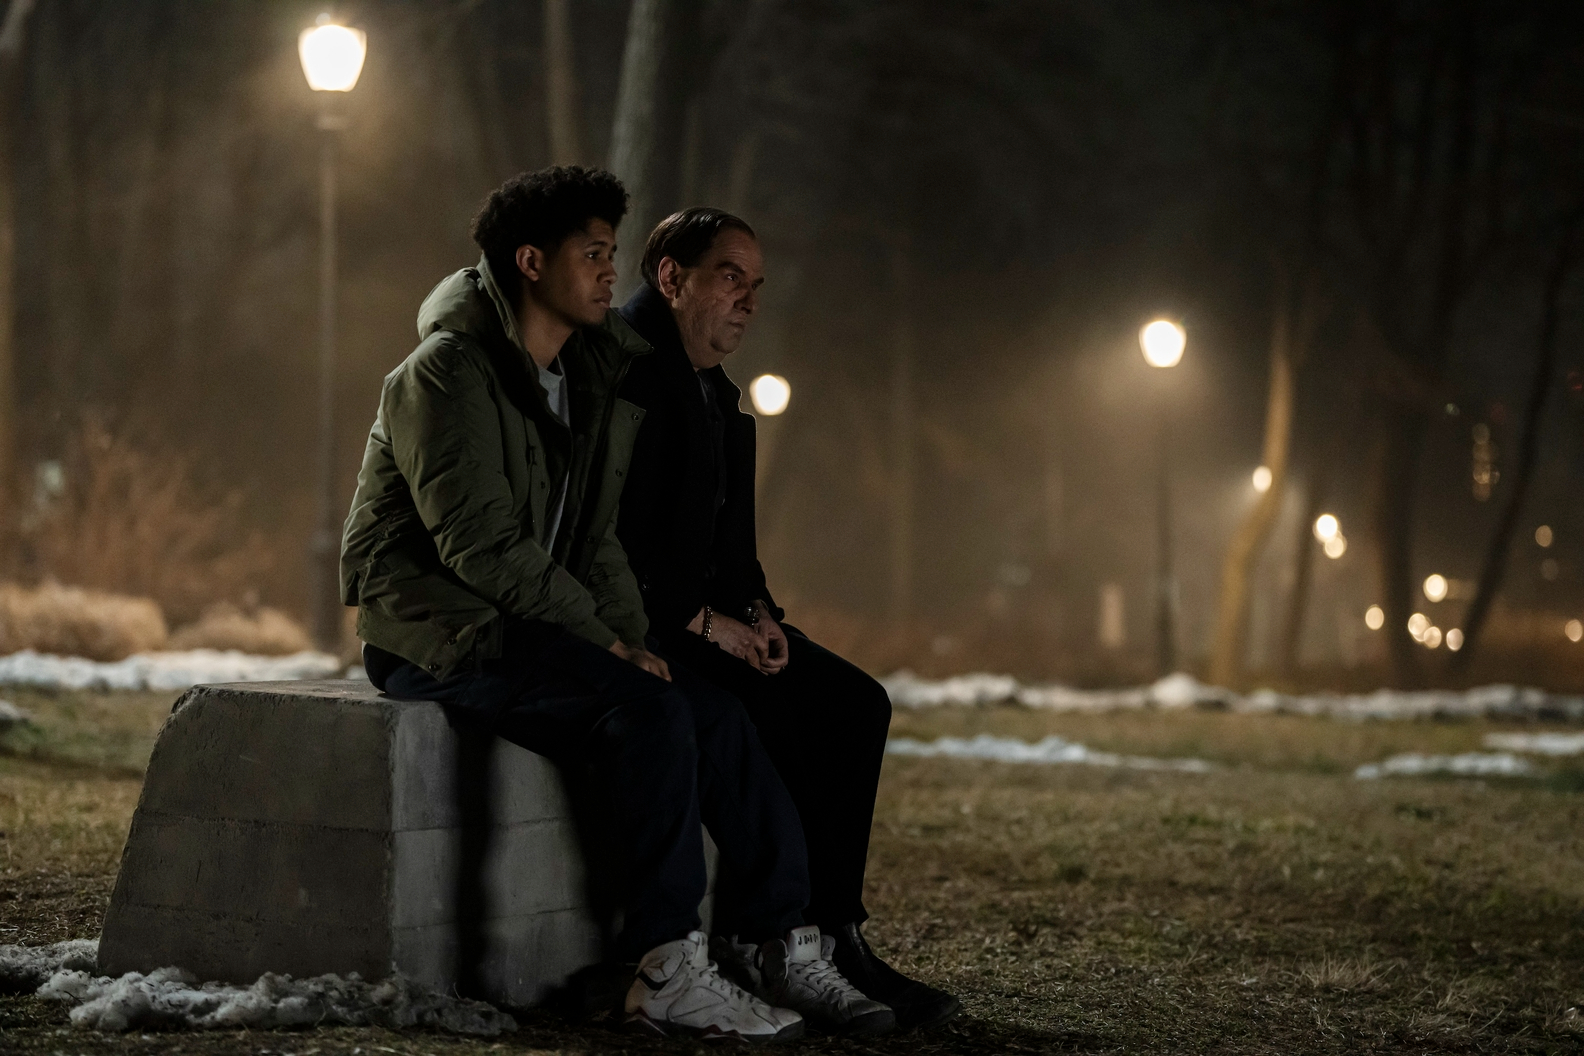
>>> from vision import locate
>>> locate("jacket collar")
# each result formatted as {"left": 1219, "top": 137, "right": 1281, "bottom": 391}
{"left": 618, "top": 282, "right": 743, "bottom": 406}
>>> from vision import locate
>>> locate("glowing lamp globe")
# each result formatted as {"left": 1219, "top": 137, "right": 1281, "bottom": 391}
{"left": 1251, "top": 465, "right": 1272, "bottom": 493}
{"left": 299, "top": 22, "right": 367, "bottom": 92}
{"left": 749, "top": 374, "right": 791, "bottom": 416}
{"left": 1139, "top": 320, "right": 1185, "bottom": 368}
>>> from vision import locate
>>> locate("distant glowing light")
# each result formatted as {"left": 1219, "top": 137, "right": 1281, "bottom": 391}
{"left": 1408, "top": 613, "right": 1430, "bottom": 640}
{"left": 1536, "top": 525, "right": 1554, "bottom": 548}
{"left": 1422, "top": 626, "right": 1443, "bottom": 649}
{"left": 1313, "top": 514, "right": 1339, "bottom": 542}
{"left": 1567, "top": 619, "right": 1584, "bottom": 643}
{"left": 1139, "top": 320, "right": 1186, "bottom": 368}
{"left": 1323, "top": 534, "right": 1347, "bottom": 559}
{"left": 299, "top": 22, "right": 368, "bottom": 92}
{"left": 1251, "top": 465, "right": 1272, "bottom": 493}
{"left": 749, "top": 374, "right": 791, "bottom": 416}
{"left": 1542, "top": 558, "right": 1560, "bottom": 582}
{"left": 1446, "top": 628, "right": 1464, "bottom": 651}
{"left": 1364, "top": 605, "right": 1385, "bottom": 630}
{"left": 1423, "top": 574, "right": 1448, "bottom": 603}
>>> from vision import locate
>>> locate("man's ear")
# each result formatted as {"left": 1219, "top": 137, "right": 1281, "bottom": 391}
{"left": 656, "top": 256, "right": 685, "bottom": 301}
{"left": 515, "top": 243, "right": 544, "bottom": 283}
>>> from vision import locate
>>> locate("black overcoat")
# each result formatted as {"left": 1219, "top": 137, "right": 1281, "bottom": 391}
{"left": 615, "top": 283, "right": 782, "bottom": 634}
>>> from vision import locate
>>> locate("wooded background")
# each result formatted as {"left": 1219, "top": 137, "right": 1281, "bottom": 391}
{"left": 0, "top": 0, "right": 1582, "bottom": 688}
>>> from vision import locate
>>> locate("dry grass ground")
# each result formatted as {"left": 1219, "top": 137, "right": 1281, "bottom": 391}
{"left": 0, "top": 691, "right": 1581, "bottom": 1054}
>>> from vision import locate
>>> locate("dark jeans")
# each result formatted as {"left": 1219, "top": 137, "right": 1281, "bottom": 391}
{"left": 655, "top": 625, "right": 892, "bottom": 930}
{"left": 369, "top": 622, "right": 809, "bottom": 960}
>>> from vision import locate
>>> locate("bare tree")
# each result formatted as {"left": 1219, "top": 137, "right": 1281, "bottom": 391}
{"left": 608, "top": 0, "right": 670, "bottom": 253}
{"left": 543, "top": 0, "right": 581, "bottom": 165}
{"left": 888, "top": 237, "right": 915, "bottom": 622}
{"left": 1452, "top": 212, "right": 1582, "bottom": 668}
{"left": 0, "top": 0, "right": 38, "bottom": 513}
{"left": 1208, "top": 273, "right": 1299, "bottom": 685}
{"left": 1324, "top": 6, "right": 1512, "bottom": 686}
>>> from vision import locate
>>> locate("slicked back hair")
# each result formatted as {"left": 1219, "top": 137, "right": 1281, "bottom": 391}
{"left": 641, "top": 207, "right": 757, "bottom": 289}
{"left": 470, "top": 166, "right": 628, "bottom": 307}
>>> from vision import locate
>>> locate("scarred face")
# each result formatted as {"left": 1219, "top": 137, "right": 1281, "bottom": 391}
{"left": 657, "top": 229, "right": 765, "bottom": 370}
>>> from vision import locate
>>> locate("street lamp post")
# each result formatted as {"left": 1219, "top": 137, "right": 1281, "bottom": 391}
{"left": 298, "top": 18, "right": 366, "bottom": 651}
{"left": 1140, "top": 319, "right": 1185, "bottom": 675}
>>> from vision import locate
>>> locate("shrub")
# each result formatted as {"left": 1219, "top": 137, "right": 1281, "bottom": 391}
{"left": 168, "top": 601, "right": 313, "bottom": 656}
{"left": 14, "top": 419, "right": 275, "bottom": 627}
{"left": 0, "top": 580, "right": 168, "bottom": 661}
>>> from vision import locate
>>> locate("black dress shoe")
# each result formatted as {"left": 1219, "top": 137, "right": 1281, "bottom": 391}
{"left": 829, "top": 922, "right": 962, "bottom": 1031}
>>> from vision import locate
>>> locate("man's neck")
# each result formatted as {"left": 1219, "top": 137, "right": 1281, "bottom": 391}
{"left": 515, "top": 296, "right": 574, "bottom": 371}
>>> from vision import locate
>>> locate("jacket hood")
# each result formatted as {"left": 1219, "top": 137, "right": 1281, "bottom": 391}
{"left": 416, "top": 255, "right": 524, "bottom": 350}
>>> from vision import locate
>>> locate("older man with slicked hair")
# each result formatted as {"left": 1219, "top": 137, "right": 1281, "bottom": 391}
{"left": 616, "top": 207, "right": 961, "bottom": 1032}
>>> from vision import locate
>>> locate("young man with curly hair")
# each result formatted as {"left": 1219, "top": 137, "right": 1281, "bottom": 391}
{"left": 340, "top": 168, "right": 891, "bottom": 1041}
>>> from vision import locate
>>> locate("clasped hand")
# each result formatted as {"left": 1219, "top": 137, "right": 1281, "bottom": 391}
{"left": 692, "top": 604, "right": 788, "bottom": 675}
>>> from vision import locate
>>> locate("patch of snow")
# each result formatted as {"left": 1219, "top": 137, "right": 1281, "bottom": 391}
{"left": 0, "top": 940, "right": 99, "bottom": 994}
{"left": 885, "top": 671, "right": 1584, "bottom": 723}
{"left": 36, "top": 966, "right": 514, "bottom": 1036}
{"left": 1238, "top": 684, "right": 1583, "bottom": 723}
{"left": 888, "top": 733, "right": 1214, "bottom": 773}
{"left": 880, "top": 670, "right": 1019, "bottom": 707}
{"left": 0, "top": 697, "right": 33, "bottom": 729}
{"left": 1482, "top": 731, "right": 1584, "bottom": 756}
{"left": 1353, "top": 752, "right": 1533, "bottom": 780}
{"left": 0, "top": 649, "right": 342, "bottom": 691}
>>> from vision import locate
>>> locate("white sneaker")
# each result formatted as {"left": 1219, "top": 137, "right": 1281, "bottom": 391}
{"left": 625, "top": 931, "right": 804, "bottom": 1042}
{"left": 731, "top": 926, "right": 897, "bottom": 1036}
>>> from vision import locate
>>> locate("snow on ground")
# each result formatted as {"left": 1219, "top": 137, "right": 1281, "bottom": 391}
{"left": 888, "top": 733, "right": 1214, "bottom": 772}
{"left": 1354, "top": 752, "right": 1534, "bottom": 780}
{"left": 0, "top": 940, "right": 98, "bottom": 994}
{"left": 0, "top": 940, "right": 514, "bottom": 1035}
{"left": 1483, "top": 731, "right": 1584, "bottom": 756}
{"left": 39, "top": 967, "right": 515, "bottom": 1035}
{"left": 882, "top": 671, "right": 1584, "bottom": 722}
{"left": 0, "top": 649, "right": 343, "bottom": 691}
{"left": 0, "top": 697, "right": 32, "bottom": 729}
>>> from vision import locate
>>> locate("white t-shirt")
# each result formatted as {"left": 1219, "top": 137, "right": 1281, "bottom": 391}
{"left": 537, "top": 358, "right": 570, "bottom": 547}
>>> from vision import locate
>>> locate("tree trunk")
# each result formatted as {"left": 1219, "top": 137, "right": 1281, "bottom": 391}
{"left": 542, "top": 0, "right": 581, "bottom": 166}
{"left": 888, "top": 239, "right": 915, "bottom": 623}
{"left": 1372, "top": 408, "right": 1427, "bottom": 684}
{"left": 1452, "top": 220, "right": 1579, "bottom": 669}
{"left": 608, "top": 0, "right": 669, "bottom": 288}
{"left": 0, "top": 0, "right": 37, "bottom": 512}
{"left": 1208, "top": 275, "right": 1298, "bottom": 686}
{"left": 1278, "top": 466, "right": 1327, "bottom": 677}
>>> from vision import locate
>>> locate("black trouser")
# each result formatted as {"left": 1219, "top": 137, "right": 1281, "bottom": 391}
{"left": 370, "top": 623, "right": 809, "bottom": 960}
{"left": 655, "top": 625, "right": 892, "bottom": 930}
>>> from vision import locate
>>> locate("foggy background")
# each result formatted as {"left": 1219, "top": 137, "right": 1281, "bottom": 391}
{"left": 3, "top": 0, "right": 1583, "bottom": 689}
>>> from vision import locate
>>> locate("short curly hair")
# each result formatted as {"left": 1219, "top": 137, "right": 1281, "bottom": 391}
{"left": 470, "top": 166, "right": 628, "bottom": 306}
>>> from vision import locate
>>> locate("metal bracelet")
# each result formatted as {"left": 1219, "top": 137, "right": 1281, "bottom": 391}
{"left": 702, "top": 605, "right": 713, "bottom": 642}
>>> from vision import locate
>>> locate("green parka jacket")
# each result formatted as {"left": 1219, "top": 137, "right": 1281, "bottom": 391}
{"left": 340, "top": 257, "right": 651, "bottom": 679}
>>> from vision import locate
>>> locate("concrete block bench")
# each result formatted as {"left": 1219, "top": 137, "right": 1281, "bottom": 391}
{"left": 98, "top": 679, "right": 715, "bottom": 1009}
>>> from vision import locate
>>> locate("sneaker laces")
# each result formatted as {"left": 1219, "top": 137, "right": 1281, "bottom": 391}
{"left": 697, "top": 954, "right": 757, "bottom": 1003}
{"left": 792, "top": 954, "right": 859, "bottom": 997}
